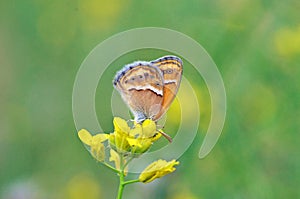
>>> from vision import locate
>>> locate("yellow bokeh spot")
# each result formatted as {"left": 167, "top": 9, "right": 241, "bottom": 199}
{"left": 172, "top": 193, "right": 198, "bottom": 199}
{"left": 78, "top": 0, "right": 124, "bottom": 32}
{"left": 64, "top": 173, "right": 101, "bottom": 199}
{"left": 274, "top": 26, "right": 300, "bottom": 57}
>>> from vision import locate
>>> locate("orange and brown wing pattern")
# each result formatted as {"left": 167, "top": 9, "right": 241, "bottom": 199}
{"left": 151, "top": 56, "right": 183, "bottom": 121}
{"left": 113, "top": 62, "right": 164, "bottom": 122}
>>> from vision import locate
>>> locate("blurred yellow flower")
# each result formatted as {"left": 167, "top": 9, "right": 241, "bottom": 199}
{"left": 78, "top": 129, "right": 108, "bottom": 162}
{"left": 139, "top": 159, "right": 179, "bottom": 183}
{"left": 171, "top": 192, "right": 198, "bottom": 199}
{"left": 109, "top": 117, "right": 162, "bottom": 154}
{"left": 274, "top": 26, "right": 300, "bottom": 57}
{"left": 64, "top": 173, "right": 101, "bottom": 199}
{"left": 78, "top": 0, "right": 124, "bottom": 32}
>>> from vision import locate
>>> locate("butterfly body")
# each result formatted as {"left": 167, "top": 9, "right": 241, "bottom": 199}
{"left": 113, "top": 55, "right": 183, "bottom": 123}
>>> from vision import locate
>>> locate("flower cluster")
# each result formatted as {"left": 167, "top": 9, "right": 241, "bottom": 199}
{"left": 78, "top": 117, "right": 179, "bottom": 198}
{"left": 109, "top": 117, "right": 162, "bottom": 155}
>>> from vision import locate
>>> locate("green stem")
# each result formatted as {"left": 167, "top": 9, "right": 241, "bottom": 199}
{"left": 117, "top": 171, "right": 125, "bottom": 199}
{"left": 117, "top": 155, "right": 125, "bottom": 199}
{"left": 103, "top": 162, "right": 120, "bottom": 174}
{"left": 116, "top": 156, "right": 139, "bottom": 199}
{"left": 123, "top": 179, "right": 139, "bottom": 186}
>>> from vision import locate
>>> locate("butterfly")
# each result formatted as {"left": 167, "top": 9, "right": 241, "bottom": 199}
{"left": 113, "top": 55, "right": 183, "bottom": 140}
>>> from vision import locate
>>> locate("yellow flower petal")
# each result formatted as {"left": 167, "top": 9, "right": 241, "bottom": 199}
{"left": 78, "top": 129, "right": 93, "bottom": 145}
{"left": 129, "top": 123, "right": 142, "bottom": 137}
{"left": 109, "top": 149, "right": 121, "bottom": 170}
{"left": 134, "top": 139, "right": 152, "bottom": 154}
{"left": 113, "top": 117, "right": 130, "bottom": 134}
{"left": 78, "top": 129, "right": 108, "bottom": 162}
{"left": 127, "top": 136, "right": 156, "bottom": 154}
{"left": 108, "top": 133, "right": 116, "bottom": 147}
{"left": 111, "top": 117, "right": 132, "bottom": 152}
{"left": 126, "top": 137, "right": 142, "bottom": 148}
{"left": 93, "top": 133, "right": 109, "bottom": 143}
{"left": 151, "top": 130, "right": 163, "bottom": 142}
{"left": 114, "top": 131, "right": 130, "bottom": 152}
{"left": 139, "top": 159, "right": 179, "bottom": 183}
{"left": 141, "top": 119, "right": 156, "bottom": 137}
{"left": 90, "top": 142, "right": 105, "bottom": 162}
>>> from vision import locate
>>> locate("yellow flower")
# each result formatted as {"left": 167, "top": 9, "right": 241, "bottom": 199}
{"left": 139, "top": 159, "right": 180, "bottom": 183}
{"left": 274, "top": 26, "right": 300, "bottom": 57}
{"left": 78, "top": 129, "right": 108, "bottom": 162}
{"left": 109, "top": 117, "right": 162, "bottom": 154}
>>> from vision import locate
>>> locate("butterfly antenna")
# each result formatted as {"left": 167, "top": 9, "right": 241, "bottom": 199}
{"left": 158, "top": 129, "right": 172, "bottom": 143}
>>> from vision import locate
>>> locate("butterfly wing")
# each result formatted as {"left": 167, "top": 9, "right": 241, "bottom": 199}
{"left": 113, "top": 62, "right": 164, "bottom": 122}
{"left": 151, "top": 56, "right": 183, "bottom": 121}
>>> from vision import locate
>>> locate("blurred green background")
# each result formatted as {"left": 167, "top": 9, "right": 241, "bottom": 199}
{"left": 1, "top": 0, "right": 300, "bottom": 198}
